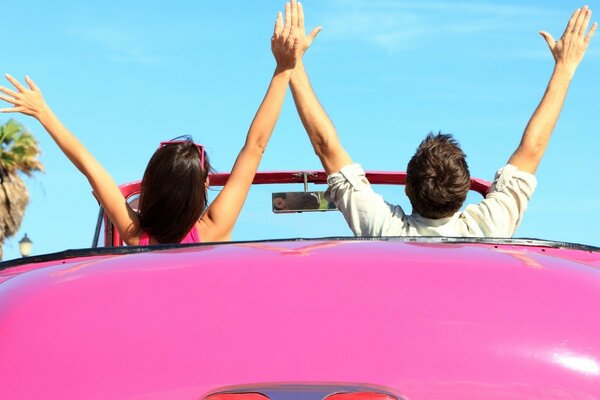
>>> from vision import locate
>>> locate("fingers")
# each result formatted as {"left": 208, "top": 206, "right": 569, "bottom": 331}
{"left": 0, "top": 94, "right": 17, "bottom": 105}
{"left": 579, "top": 7, "right": 592, "bottom": 35}
{"left": 586, "top": 22, "right": 597, "bottom": 43}
{"left": 283, "top": 2, "right": 292, "bottom": 38}
{"left": 274, "top": 11, "right": 283, "bottom": 38}
{"left": 539, "top": 31, "right": 556, "bottom": 50}
{"left": 4, "top": 74, "right": 26, "bottom": 93}
{"left": 298, "top": 2, "right": 305, "bottom": 29}
{"left": 25, "top": 75, "right": 40, "bottom": 92}
{"left": 0, "top": 107, "right": 22, "bottom": 114}
{"left": 564, "top": 8, "right": 580, "bottom": 35}
{"left": 0, "top": 88, "right": 21, "bottom": 112}
{"left": 272, "top": 2, "right": 300, "bottom": 69}
{"left": 567, "top": 6, "right": 597, "bottom": 44}
{"left": 291, "top": 0, "right": 298, "bottom": 30}
{"left": 0, "top": 85, "right": 19, "bottom": 98}
{"left": 309, "top": 26, "right": 322, "bottom": 41}
{"left": 573, "top": 5, "right": 588, "bottom": 33}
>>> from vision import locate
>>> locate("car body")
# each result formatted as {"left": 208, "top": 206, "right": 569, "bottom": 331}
{"left": 1, "top": 171, "right": 599, "bottom": 399}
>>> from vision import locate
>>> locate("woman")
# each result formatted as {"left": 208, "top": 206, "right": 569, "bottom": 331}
{"left": 0, "top": 4, "right": 300, "bottom": 245}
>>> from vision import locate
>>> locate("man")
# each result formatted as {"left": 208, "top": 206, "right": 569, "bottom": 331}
{"left": 287, "top": 1, "right": 596, "bottom": 237}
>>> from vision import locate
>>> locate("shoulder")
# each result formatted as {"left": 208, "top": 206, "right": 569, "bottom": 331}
{"left": 458, "top": 164, "right": 538, "bottom": 237}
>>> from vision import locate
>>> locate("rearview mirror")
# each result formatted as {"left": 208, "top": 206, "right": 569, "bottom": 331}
{"left": 272, "top": 191, "right": 337, "bottom": 213}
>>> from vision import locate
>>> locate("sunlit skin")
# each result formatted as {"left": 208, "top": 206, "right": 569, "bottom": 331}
{"left": 287, "top": 3, "right": 596, "bottom": 180}
{"left": 0, "top": 6, "right": 301, "bottom": 246}
{"left": 510, "top": 6, "right": 597, "bottom": 174}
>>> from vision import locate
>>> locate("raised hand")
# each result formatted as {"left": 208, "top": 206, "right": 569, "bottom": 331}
{"left": 540, "top": 5, "right": 597, "bottom": 76}
{"left": 0, "top": 74, "right": 48, "bottom": 120}
{"left": 271, "top": 2, "right": 300, "bottom": 71}
{"left": 508, "top": 6, "right": 597, "bottom": 175}
{"left": 294, "top": 1, "right": 322, "bottom": 57}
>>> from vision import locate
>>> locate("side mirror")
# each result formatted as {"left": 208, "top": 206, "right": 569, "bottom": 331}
{"left": 272, "top": 191, "right": 337, "bottom": 213}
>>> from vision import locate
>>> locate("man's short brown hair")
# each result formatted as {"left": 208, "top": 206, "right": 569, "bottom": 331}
{"left": 405, "top": 132, "right": 470, "bottom": 219}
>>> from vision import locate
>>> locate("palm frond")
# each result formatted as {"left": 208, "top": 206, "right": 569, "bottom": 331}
{"left": 0, "top": 119, "right": 44, "bottom": 177}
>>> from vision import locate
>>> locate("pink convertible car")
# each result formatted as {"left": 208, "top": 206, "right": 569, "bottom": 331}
{"left": 1, "top": 170, "right": 599, "bottom": 399}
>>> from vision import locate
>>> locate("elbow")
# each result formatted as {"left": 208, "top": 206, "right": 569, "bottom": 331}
{"left": 516, "top": 133, "right": 549, "bottom": 162}
{"left": 245, "top": 133, "right": 270, "bottom": 154}
{"left": 255, "top": 141, "right": 268, "bottom": 154}
{"left": 313, "top": 140, "right": 329, "bottom": 158}
{"left": 517, "top": 146, "right": 543, "bottom": 164}
{"left": 521, "top": 141, "right": 545, "bottom": 159}
{"left": 512, "top": 142, "right": 544, "bottom": 166}
{"left": 314, "top": 139, "right": 342, "bottom": 161}
{"left": 243, "top": 141, "right": 268, "bottom": 157}
{"left": 312, "top": 133, "right": 338, "bottom": 158}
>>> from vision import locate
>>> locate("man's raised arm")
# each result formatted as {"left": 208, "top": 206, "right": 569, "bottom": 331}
{"left": 509, "top": 6, "right": 596, "bottom": 174}
{"left": 288, "top": 1, "right": 352, "bottom": 175}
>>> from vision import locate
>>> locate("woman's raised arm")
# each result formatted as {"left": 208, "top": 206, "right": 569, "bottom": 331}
{"left": 199, "top": 2, "right": 300, "bottom": 241}
{"left": 0, "top": 74, "right": 142, "bottom": 245}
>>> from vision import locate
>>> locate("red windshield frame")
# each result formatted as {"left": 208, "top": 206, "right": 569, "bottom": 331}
{"left": 104, "top": 170, "right": 491, "bottom": 247}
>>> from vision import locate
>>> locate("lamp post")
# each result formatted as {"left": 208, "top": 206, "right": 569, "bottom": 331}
{"left": 18, "top": 234, "right": 33, "bottom": 258}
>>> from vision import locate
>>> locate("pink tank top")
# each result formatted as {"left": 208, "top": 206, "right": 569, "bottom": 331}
{"left": 137, "top": 225, "right": 200, "bottom": 245}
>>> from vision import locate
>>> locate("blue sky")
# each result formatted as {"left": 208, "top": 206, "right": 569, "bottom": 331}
{"left": 2, "top": 0, "right": 599, "bottom": 260}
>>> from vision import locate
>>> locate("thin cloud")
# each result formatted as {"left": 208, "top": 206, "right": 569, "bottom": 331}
{"left": 66, "top": 26, "right": 163, "bottom": 64}
{"left": 323, "top": 0, "right": 556, "bottom": 53}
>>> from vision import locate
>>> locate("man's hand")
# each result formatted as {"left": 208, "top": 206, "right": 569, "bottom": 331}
{"left": 508, "top": 5, "right": 596, "bottom": 174}
{"left": 293, "top": 0, "right": 322, "bottom": 58}
{"left": 540, "top": 5, "right": 597, "bottom": 76}
{"left": 286, "top": 0, "right": 352, "bottom": 175}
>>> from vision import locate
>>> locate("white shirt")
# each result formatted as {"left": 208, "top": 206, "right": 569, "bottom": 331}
{"left": 326, "top": 163, "right": 537, "bottom": 237}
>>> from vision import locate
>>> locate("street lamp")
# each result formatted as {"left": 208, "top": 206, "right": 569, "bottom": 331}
{"left": 18, "top": 234, "right": 33, "bottom": 257}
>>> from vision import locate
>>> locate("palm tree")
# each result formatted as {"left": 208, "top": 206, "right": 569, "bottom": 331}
{"left": 0, "top": 119, "right": 43, "bottom": 260}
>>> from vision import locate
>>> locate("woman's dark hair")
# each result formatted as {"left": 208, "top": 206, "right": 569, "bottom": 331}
{"left": 137, "top": 140, "right": 210, "bottom": 243}
{"left": 405, "top": 132, "right": 470, "bottom": 219}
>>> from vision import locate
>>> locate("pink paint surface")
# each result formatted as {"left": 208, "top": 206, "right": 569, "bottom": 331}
{"left": 1, "top": 240, "right": 599, "bottom": 399}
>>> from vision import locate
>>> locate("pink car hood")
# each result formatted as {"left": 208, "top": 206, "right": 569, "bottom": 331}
{"left": 0, "top": 239, "right": 599, "bottom": 399}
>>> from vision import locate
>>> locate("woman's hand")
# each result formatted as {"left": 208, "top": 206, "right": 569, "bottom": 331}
{"left": 0, "top": 74, "right": 49, "bottom": 120}
{"left": 271, "top": 2, "right": 300, "bottom": 72}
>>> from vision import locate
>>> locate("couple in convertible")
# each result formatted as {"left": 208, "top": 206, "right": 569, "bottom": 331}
{"left": 0, "top": 2, "right": 595, "bottom": 245}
